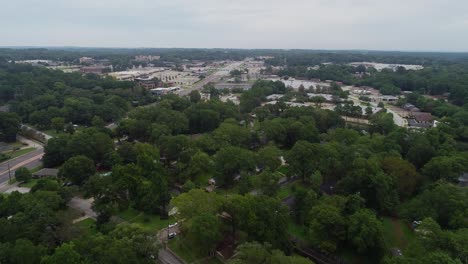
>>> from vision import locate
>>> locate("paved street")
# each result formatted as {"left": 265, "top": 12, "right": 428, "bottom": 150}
{"left": 0, "top": 133, "right": 49, "bottom": 186}
{"left": 158, "top": 249, "right": 185, "bottom": 264}
{"left": 0, "top": 148, "right": 44, "bottom": 185}
{"left": 178, "top": 61, "right": 245, "bottom": 96}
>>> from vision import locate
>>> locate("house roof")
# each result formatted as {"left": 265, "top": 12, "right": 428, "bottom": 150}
{"left": 412, "top": 112, "right": 434, "bottom": 122}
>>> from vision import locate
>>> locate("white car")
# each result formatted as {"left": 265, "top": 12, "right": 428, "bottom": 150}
{"left": 168, "top": 232, "right": 177, "bottom": 239}
{"left": 168, "top": 222, "right": 178, "bottom": 228}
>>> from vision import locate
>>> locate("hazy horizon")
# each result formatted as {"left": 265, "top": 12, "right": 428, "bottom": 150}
{"left": 2, "top": 0, "right": 468, "bottom": 52}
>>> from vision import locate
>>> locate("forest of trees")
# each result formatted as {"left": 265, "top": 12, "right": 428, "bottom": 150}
{"left": 0, "top": 50, "right": 467, "bottom": 263}
{"left": 0, "top": 61, "right": 152, "bottom": 130}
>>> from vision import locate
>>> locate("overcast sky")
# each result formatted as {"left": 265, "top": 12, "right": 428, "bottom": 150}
{"left": 2, "top": 0, "right": 468, "bottom": 51}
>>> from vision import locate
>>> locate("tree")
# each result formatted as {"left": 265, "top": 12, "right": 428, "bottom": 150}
{"left": 185, "top": 151, "right": 214, "bottom": 181}
{"left": 348, "top": 209, "right": 385, "bottom": 254}
{"left": 338, "top": 164, "right": 399, "bottom": 213}
{"left": 399, "top": 184, "right": 468, "bottom": 229}
{"left": 159, "top": 135, "right": 191, "bottom": 162}
{"left": 309, "top": 170, "right": 323, "bottom": 191}
{"left": 58, "top": 155, "right": 95, "bottom": 185}
{"left": 214, "top": 146, "right": 255, "bottom": 186}
{"left": 41, "top": 242, "right": 81, "bottom": 264}
{"left": 256, "top": 145, "right": 282, "bottom": 171}
{"left": 311, "top": 96, "right": 325, "bottom": 108}
{"left": 51, "top": 117, "right": 65, "bottom": 133}
{"left": 43, "top": 136, "right": 69, "bottom": 167}
{"left": 15, "top": 167, "right": 32, "bottom": 183}
{"left": 406, "top": 136, "right": 435, "bottom": 168}
{"left": 257, "top": 170, "right": 282, "bottom": 196}
{"left": 189, "top": 90, "right": 201, "bottom": 103}
{"left": 307, "top": 202, "right": 347, "bottom": 253}
{"left": 223, "top": 195, "right": 292, "bottom": 252}
{"left": 369, "top": 112, "right": 396, "bottom": 135}
{"left": 91, "top": 116, "right": 105, "bottom": 128}
{"left": 212, "top": 121, "right": 251, "bottom": 147}
{"left": 187, "top": 213, "right": 221, "bottom": 254}
{"left": 65, "top": 123, "right": 75, "bottom": 134}
{"left": 228, "top": 242, "right": 313, "bottom": 264}
{"left": 287, "top": 141, "right": 318, "bottom": 181}
{"left": 10, "top": 239, "right": 45, "bottom": 264}
{"left": 0, "top": 112, "right": 21, "bottom": 142}
{"left": 422, "top": 155, "right": 467, "bottom": 182}
{"left": 171, "top": 189, "right": 222, "bottom": 221}
{"left": 365, "top": 106, "right": 373, "bottom": 117}
{"left": 381, "top": 157, "right": 420, "bottom": 201}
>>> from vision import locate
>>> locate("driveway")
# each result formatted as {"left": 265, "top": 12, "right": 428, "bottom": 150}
{"left": 68, "top": 197, "right": 97, "bottom": 220}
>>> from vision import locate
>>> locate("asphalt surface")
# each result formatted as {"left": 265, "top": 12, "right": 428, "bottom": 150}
{"left": 0, "top": 147, "right": 44, "bottom": 185}
{"left": 178, "top": 61, "right": 245, "bottom": 96}
{"left": 158, "top": 249, "right": 184, "bottom": 264}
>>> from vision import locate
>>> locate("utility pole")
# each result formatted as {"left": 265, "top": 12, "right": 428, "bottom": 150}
{"left": 8, "top": 162, "right": 11, "bottom": 183}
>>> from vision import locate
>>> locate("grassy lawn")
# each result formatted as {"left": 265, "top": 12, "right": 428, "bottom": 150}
{"left": 30, "top": 165, "right": 43, "bottom": 173}
{"left": 0, "top": 141, "right": 24, "bottom": 152}
{"left": 277, "top": 185, "right": 294, "bottom": 200}
{"left": 288, "top": 222, "right": 308, "bottom": 241}
{"left": 117, "top": 207, "right": 175, "bottom": 232}
{"left": 276, "top": 180, "right": 301, "bottom": 200}
{"left": 19, "top": 178, "right": 40, "bottom": 188}
{"left": 19, "top": 177, "right": 56, "bottom": 189}
{"left": 4, "top": 147, "right": 36, "bottom": 159}
{"left": 43, "top": 129, "right": 63, "bottom": 138}
{"left": 76, "top": 218, "right": 98, "bottom": 235}
{"left": 382, "top": 217, "right": 415, "bottom": 251}
{"left": 169, "top": 237, "right": 222, "bottom": 264}
{"left": 277, "top": 165, "right": 289, "bottom": 175}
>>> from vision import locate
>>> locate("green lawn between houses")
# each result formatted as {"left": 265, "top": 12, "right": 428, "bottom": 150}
{"left": 382, "top": 217, "right": 416, "bottom": 251}
{"left": 76, "top": 218, "right": 98, "bottom": 236}
{"left": 117, "top": 207, "right": 175, "bottom": 232}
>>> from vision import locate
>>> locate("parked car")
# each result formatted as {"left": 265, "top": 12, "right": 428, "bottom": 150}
{"left": 168, "top": 222, "right": 178, "bottom": 228}
{"left": 168, "top": 232, "right": 177, "bottom": 239}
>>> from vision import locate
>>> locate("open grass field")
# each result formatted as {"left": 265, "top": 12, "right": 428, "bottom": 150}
{"left": 19, "top": 178, "right": 40, "bottom": 188}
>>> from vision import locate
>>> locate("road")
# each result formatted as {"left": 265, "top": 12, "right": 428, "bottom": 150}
{"left": 157, "top": 224, "right": 183, "bottom": 264}
{"left": 0, "top": 147, "right": 44, "bottom": 185}
{"left": 158, "top": 249, "right": 184, "bottom": 264}
{"left": 178, "top": 61, "right": 245, "bottom": 96}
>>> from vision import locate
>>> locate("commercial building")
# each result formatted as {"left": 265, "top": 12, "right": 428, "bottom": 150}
{"left": 150, "top": 87, "right": 181, "bottom": 95}
{"left": 80, "top": 66, "right": 108, "bottom": 74}
{"left": 79, "top": 57, "right": 94, "bottom": 64}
